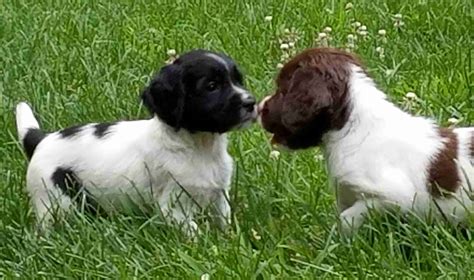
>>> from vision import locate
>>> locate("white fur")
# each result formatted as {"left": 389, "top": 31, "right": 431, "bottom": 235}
{"left": 16, "top": 102, "right": 40, "bottom": 140}
{"left": 17, "top": 103, "right": 234, "bottom": 235}
{"left": 321, "top": 66, "right": 473, "bottom": 235}
{"left": 206, "top": 53, "right": 230, "bottom": 71}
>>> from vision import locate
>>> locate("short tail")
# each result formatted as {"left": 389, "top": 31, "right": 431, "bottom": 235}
{"left": 16, "top": 102, "right": 45, "bottom": 159}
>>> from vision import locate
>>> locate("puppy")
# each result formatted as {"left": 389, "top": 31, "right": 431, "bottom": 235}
{"left": 16, "top": 50, "right": 257, "bottom": 234}
{"left": 259, "top": 48, "right": 473, "bottom": 235}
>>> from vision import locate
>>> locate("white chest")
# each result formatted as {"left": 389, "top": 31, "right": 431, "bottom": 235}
{"left": 165, "top": 152, "right": 233, "bottom": 190}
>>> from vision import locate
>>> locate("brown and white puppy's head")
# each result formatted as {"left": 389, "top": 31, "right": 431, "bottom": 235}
{"left": 258, "top": 48, "right": 362, "bottom": 149}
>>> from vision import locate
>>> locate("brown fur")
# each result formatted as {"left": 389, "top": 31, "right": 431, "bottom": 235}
{"left": 260, "top": 48, "right": 362, "bottom": 149}
{"left": 428, "top": 128, "right": 460, "bottom": 196}
{"left": 261, "top": 47, "right": 466, "bottom": 197}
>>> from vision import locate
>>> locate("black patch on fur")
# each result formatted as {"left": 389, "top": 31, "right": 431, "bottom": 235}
{"left": 22, "top": 128, "right": 46, "bottom": 159}
{"left": 59, "top": 125, "right": 84, "bottom": 138}
{"left": 51, "top": 167, "right": 102, "bottom": 215}
{"left": 141, "top": 49, "right": 256, "bottom": 133}
{"left": 93, "top": 122, "right": 116, "bottom": 138}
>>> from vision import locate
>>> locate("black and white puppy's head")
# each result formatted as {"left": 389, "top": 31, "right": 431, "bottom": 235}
{"left": 142, "top": 50, "right": 257, "bottom": 133}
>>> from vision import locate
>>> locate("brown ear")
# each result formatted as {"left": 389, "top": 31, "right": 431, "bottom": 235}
{"left": 280, "top": 67, "right": 332, "bottom": 133}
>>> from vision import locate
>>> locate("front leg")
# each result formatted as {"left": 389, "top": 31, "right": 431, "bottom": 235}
{"left": 165, "top": 206, "right": 199, "bottom": 238}
{"left": 339, "top": 198, "right": 382, "bottom": 237}
{"left": 161, "top": 190, "right": 200, "bottom": 238}
{"left": 212, "top": 189, "right": 231, "bottom": 230}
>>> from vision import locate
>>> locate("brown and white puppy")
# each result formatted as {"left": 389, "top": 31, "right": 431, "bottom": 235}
{"left": 258, "top": 47, "right": 473, "bottom": 235}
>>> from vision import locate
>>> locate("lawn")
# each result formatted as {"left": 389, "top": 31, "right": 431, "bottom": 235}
{"left": 0, "top": 0, "right": 473, "bottom": 278}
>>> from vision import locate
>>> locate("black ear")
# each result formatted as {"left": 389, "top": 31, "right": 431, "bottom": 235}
{"left": 141, "top": 63, "right": 185, "bottom": 130}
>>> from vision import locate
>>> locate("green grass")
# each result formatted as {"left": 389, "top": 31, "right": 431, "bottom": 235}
{"left": 1, "top": 0, "right": 473, "bottom": 278}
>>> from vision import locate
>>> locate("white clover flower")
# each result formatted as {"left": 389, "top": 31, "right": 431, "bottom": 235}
{"left": 264, "top": 15, "right": 273, "bottom": 22}
{"left": 448, "top": 117, "right": 460, "bottom": 125}
{"left": 201, "top": 273, "right": 210, "bottom": 280}
{"left": 147, "top": 28, "right": 158, "bottom": 34}
{"left": 288, "top": 42, "right": 295, "bottom": 48}
{"left": 405, "top": 92, "right": 417, "bottom": 99}
{"left": 166, "top": 49, "right": 176, "bottom": 56}
{"left": 314, "top": 154, "right": 324, "bottom": 161}
{"left": 323, "top": 26, "right": 332, "bottom": 33}
{"left": 393, "top": 13, "right": 405, "bottom": 29}
{"left": 270, "top": 150, "right": 280, "bottom": 160}
{"left": 317, "top": 32, "right": 329, "bottom": 47}
{"left": 359, "top": 25, "right": 367, "bottom": 31}
{"left": 280, "top": 43, "right": 289, "bottom": 50}
{"left": 358, "top": 30, "right": 368, "bottom": 37}
{"left": 345, "top": 2, "right": 353, "bottom": 10}
{"left": 394, "top": 21, "right": 405, "bottom": 28}
{"left": 378, "top": 29, "right": 386, "bottom": 36}
{"left": 211, "top": 245, "right": 218, "bottom": 255}
{"left": 276, "top": 63, "right": 284, "bottom": 69}
{"left": 376, "top": 47, "right": 385, "bottom": 58}
{"left": 352, "top": 21, "right": 361, "bottom": 28}
{"left": 347, "top": 34, "right": 356, "bottom": 49}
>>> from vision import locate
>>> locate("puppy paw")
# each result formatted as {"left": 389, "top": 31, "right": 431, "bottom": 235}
{"left": 182, "top": 220, "right": 200, "bottom": 241}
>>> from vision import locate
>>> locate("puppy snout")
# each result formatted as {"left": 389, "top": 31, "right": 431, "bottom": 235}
{"left": 242, "top": 95, "right": 256, "bottom": 112}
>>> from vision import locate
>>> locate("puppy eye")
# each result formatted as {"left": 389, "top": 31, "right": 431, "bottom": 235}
{"left": 206, "top": 81, "right": 217, "bottom": 91}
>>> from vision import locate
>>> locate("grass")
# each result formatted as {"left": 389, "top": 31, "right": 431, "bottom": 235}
{"left": 0, "top": 0, "right": 473, "bottom": 278}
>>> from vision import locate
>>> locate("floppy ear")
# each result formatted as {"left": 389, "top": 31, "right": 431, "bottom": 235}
{"left": 280, "top": 67, "right": 332, "bottom": 133}
{"left": 141, "top": 63, "right": 185, "bottom": 130}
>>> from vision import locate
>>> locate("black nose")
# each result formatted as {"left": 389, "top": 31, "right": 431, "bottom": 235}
{"left": 242, "top": 95, "right": 256, "bottom": 111}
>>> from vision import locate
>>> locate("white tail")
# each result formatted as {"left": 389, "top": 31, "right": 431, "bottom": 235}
{"left": 16, "top": 102, "right": 40, "bottom": 142}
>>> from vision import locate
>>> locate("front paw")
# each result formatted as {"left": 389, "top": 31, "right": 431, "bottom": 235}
{"left": 183, "top": 220, "right": 200, "bottom": 240}
{"left": 339, "top": 214, "right": 359, "bottom": 237}
{"left": 339, "top": 207, "right": 366, "bottom": 237}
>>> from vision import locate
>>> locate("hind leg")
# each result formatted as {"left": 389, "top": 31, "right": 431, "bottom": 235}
{"left": 28, "top": 179, "right": 73, "bottom": 233}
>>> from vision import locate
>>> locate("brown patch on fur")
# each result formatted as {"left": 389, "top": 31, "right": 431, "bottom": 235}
{"left": 259, "top": 48, "right": 363, "bottom": 149}
{"left": 428, "top": 128, "right": 460, "bottom": 197}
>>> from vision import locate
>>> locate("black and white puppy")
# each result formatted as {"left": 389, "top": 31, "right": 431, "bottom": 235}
{"left": 16, "top": 50, "right": 257, "bottom": 234}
